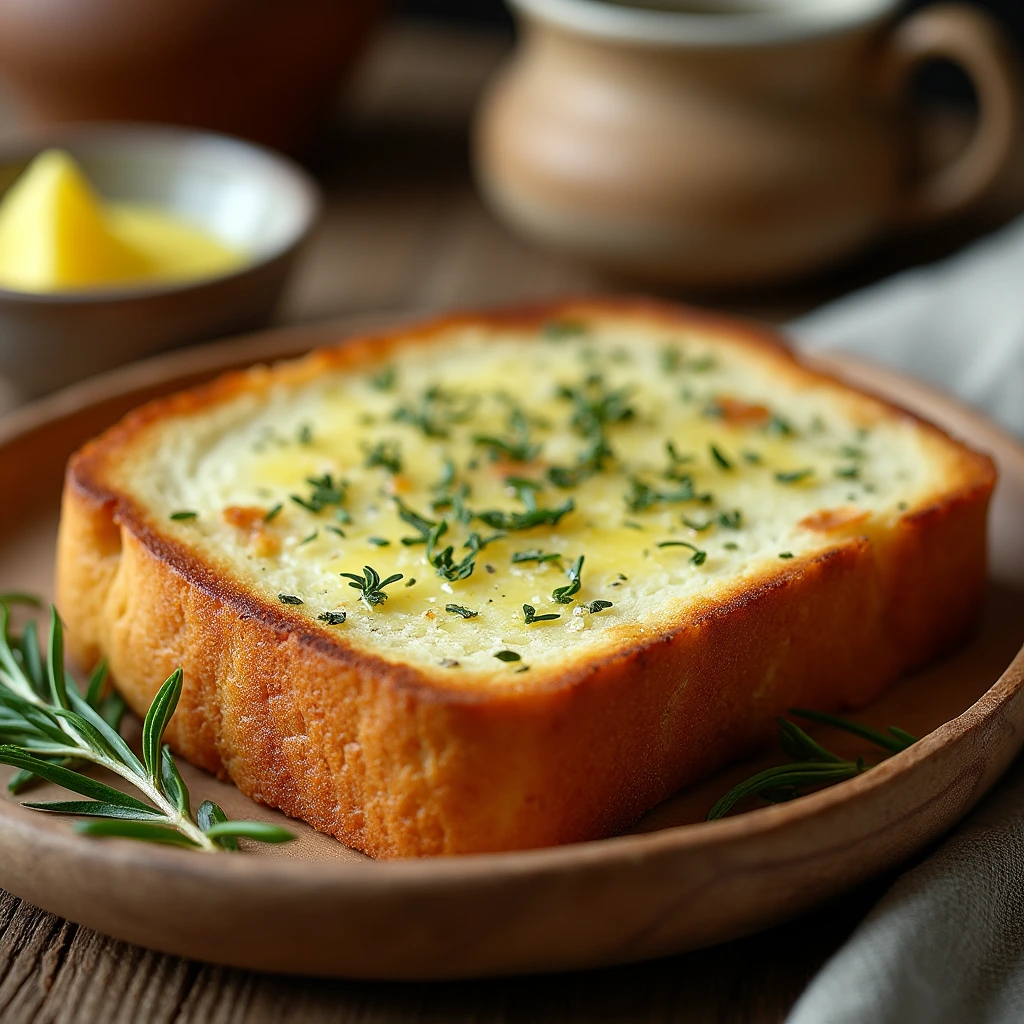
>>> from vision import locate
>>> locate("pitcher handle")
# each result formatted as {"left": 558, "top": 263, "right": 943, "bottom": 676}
{"left": 878, "top": 3, "right": 1024, "bottom": 227}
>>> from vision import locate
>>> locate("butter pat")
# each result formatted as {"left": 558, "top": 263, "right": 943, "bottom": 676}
{"left": 0, "top": 150, "right": 244, "bottom": 293}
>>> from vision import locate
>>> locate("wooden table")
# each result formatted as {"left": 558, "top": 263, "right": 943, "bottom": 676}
{"left": 2, "top": 22, "right": 1022, "bottom": 1023}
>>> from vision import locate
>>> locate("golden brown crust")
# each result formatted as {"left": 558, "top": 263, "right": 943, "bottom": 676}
{"left": 55, "top": 297, "right": 997, "bottom": 857}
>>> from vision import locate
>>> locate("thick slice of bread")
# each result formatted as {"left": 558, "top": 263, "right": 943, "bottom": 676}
{"left": 57, "top": 298, "right": 995, "bottom": 858}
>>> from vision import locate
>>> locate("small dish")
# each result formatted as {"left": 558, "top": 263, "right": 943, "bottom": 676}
{"left": 0, "top": 124, "right": 321, "bottom": 399}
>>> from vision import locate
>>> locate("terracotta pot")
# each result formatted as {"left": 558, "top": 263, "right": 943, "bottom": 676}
{"left": 475, "top": 0, "right": 1024, "bottom": 287}
{"left": 0, "top": 0, "right": 383, "bottom": 155}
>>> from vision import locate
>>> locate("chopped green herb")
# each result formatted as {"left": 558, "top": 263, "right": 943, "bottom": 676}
{"left": 291, "top": 473, "right": 346, "bottom": 514}
{"left": 774, "top": 468, "right": 815, "bottom": 485}
{"left": 542, "top": 319, "right": 586, "bottom": 340}
{"left": 326, "top": 526, "right": 346, "bottom": 538}
{"left": 406, "top": 578, "right": 416, "bottom": 587}
{"left": 547, "top": 434, "right": 613, "bottom": 488}
{"left": 523, "top": 604, "right": 560, "bottom": 624}
{"left": 370, "top": 366, "right": 396, "bottom": 391}
{"left": 656, "top": 540, "right": 707, "bottom": 565}
{"left": 835, "top": 465, "right": 860, "bottom": 480}
{"left": 779, "top": 552, "right": 794, "bottom": 559}
{"left": 264, "top": 503, "right": 283, "bottom": 522}
{"left": 278, "top": 594, "right": 303, "bottom": 605}
{"left": 624, "top": 476, "right": 706, "bottom": 513}
{"left": 556, "top": 374, "right": 635, "bottom": 439}
{"left": 552, "top": 555, "right": 584, "bottom": 603}
{"left": 660, "top": 347, "right": 681, "bottom": 373}
{"left": 474, "top": 408, "right": 541, "bottom": 463}
{"left": 709, "top": 444, "right": 733, "bottom": 471}
{"left": 623, "top": 520, "right": 644, "bottom": 531}
{"left": 392, "top": 385, "right": 476, "bottom": 439}
{"left": 297, "top": 424, "right": 313, "bottom": 446}
{"left": 682, "top": 517, "right": 713, "bottom": 532}
{"left": 299, "top": 530, "right": 319, "bottom": 546}
{"left": 504, "top": 476, "right": 544, "bottom": 504}
{"left": 766, "top": 414, "right": 795, "bottom": 437}
{"left": 445, "top": 604, "right": 479, "bottom": 619}
{"left": 742, "top": 450, "right": 763, "bottom": 465}
{"left": 394, "top": 497, "right": 439, "bottom": 546}
{"left": 476, "top": 498, "right": 575, "bottom": 532}
{"left": 367, "top": 537, "right": 391, "bottom": 547}
{"left": 512, "top": 549, "right": 562, "bottom": 565}
{"left": 897, "top": 501, "right": 908, "bottom": 511}
{"left": 494, "top": 650, "right": 522, "bottom": 662}
{"left": 687, "top": 355, "right": 716, "bottom": 372}
{"left": 428, "top": 529, "right": 503, "bottom": 584}
{"left": 169, "top": 511, "right": 198, "bottom": 521}
{"left": 340, "top": 566, "right": 404, "bottom": 606}
{"left": 586, "top": 600, "right": 613, "bottom": 614}
{"left": 724, "top": 542, "right": 739, "bottom": 550}
{"left": 839, "top": 445, "right": 865, "bottom": 459}
{"left": 363, "top": 440, "right": 402, "bottom": 474}
{"left": 317, "top": 611, "right": 347, "bottom": 625}
{"left": 665, "top": 440, "right": 695, "bottom": 470}
{"left": 717, "top": 509, "right": 742, "bottom": 530}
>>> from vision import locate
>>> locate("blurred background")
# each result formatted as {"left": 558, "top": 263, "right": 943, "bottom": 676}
{"left": 0, "top": 0, "right": 1020, "bottom": 396}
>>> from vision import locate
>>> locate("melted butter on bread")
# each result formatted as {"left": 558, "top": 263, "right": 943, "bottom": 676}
{"left": 126, "top": 317, "right": 949, "bottom": 678}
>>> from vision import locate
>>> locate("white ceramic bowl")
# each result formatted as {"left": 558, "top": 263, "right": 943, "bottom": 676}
{"left": 0, "top": 124, "right": 321, "bottom": 398}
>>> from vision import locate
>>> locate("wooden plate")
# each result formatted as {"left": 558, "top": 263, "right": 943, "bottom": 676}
{"left": 0, "top": 318, "right": 1021, "bottom": 980}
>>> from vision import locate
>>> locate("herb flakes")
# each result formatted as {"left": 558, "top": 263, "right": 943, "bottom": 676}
{"left": 774, "top": 468, "right": 815, "bottom": 485}
{"left": 656, "top": 540, "right": 707, "bottom": 566}
{"left": 317, "top": 610, "right": 347, "bottom": 625}
{"left": 523, "top": 604, "right": 560, "bottom": 624}
{"left": 445, "top": 604, "right": 479, "bottom": 619}
{"left": 552, "top": 555, "right": 584, "bottom": 604}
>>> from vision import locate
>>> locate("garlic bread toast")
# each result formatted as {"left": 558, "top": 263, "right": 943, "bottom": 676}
{"left": 56, "top": 299, "right": 995, "bottom": 857}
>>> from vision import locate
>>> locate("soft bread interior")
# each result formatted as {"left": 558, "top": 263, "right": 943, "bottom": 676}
{"left": 100, "top": 312, "right": 975, "bottom": 684}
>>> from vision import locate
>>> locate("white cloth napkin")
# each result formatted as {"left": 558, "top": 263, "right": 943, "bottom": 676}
{"left": 792, "top": 215, "right": 1024, "bottom": 440}
{"left": 786, "top": 214, "right": 1024, "bottom": 1023}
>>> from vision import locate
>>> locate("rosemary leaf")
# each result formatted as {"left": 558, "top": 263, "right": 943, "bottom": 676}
{"left": 0, "top": 603, "right": 296, "bottom": 852}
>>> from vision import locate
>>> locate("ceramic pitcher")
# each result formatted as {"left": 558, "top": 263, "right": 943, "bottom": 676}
{"left": 475, "top": 0, "right": 1024, "bottom": 287}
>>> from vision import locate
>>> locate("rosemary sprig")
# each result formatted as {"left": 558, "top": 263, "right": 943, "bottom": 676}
{"left": 0, "top": 603, "right": 294, "bottom": 850}
{"left": 707, "top": 711, "right": 917, "bottom": 820}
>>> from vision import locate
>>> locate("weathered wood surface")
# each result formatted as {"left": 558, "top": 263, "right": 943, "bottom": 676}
{"left": 0, "top": 882, "right": 892, "bottom": 1024}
